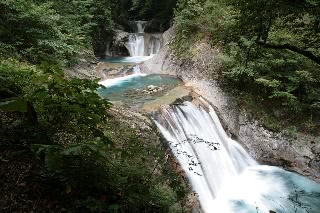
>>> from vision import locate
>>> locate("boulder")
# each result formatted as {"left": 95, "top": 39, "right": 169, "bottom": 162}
{"left": 147, "top": 85, "right": 158, "bottom": 91}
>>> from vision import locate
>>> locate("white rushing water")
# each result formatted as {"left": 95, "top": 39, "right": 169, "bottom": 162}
{"left": 126, "top": 21, "right": 147, "bottom": 57}
{"left": 149, "top": 34, "right": 162, "bottom": 56}
{"left": 135, "top": 21, "right": 147, "bottom": 33}
{"left": 154, "top": 99, "right": 320, "bottom": 213}
{"left": 126, "top": 33, "right": 145, "bottom": 56}
{"left": 99, "top": 65, "right": 146, "bottom": 88}
{"left": 125, "top": 21, "right": 162, "bottom": 57}
{"left": 101, "top": 56, "right": 154, "bottom": 63}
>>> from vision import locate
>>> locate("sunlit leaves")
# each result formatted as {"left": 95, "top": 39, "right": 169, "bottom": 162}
{"left": 0, "top": 59, "right": 111, "bottom": 144}
{"left": 0, "top": 0, "right": 94, "bottom": 65}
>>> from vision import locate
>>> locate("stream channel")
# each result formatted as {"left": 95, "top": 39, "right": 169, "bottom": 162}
{"left": 96, "top": 21, "right": 320, "bottom": 212}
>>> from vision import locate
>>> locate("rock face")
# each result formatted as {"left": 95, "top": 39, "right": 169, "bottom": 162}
{"left": 141, "top": 26, "right": 320, "bottom": 182}
{"left": 105, "top": 30, "right": 130, "bottom": 57}
{"left": 96, "top": 62, "right": 136, "bottom": 80}
{"left": 64, "top": 53, "right": 105, "bottom": 80}
{"left": 114, "top": 30, "right": 129, "bottom": 46}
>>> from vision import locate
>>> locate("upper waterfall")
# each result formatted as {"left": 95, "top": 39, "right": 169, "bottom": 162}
{"left": 135, "top": 21, "right": 147, "bottom": 33}
{"left": 154, "top": 99, "right": 320, "bottom": 213}
{"left": 125, "top": 21, "right": 163, "bottom": 57}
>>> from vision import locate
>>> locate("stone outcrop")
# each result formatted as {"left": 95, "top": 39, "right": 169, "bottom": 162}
{"left": 64, "top": 52, "right": 105, "bottom": 80}
{"left": 114, "top": 30, "right": 129, "bottom": 46}
{"left": 141, "top": 26, "right": 320, "bottom": 182}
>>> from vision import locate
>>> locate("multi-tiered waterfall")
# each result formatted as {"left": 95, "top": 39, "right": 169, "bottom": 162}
{"left": 126, "top": 21, "right": 147, "bottom": 56}
{"left": 125, "top": 21, "right": 163, "bottom": 57}
{"left": 154, "top": 98, "right": 320, "bottom": 213}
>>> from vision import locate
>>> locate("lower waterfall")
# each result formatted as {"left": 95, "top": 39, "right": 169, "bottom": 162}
{"left": 153, "top": 99, "right": 320, "bottom": 213}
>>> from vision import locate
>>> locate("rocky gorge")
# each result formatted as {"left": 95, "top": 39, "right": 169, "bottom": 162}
{"left": 2, "top": 0, "right": 319, "bottom": 212}
{"left": 141, "top": 26, "right": 320, "bottom": 183}
{"left": 69, "top": 23, "right": 320, "bottom": 187}
{"left": 62, "top": 21, "right": 320, "bottom": 212}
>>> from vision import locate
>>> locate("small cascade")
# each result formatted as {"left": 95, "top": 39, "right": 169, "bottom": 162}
{"left": 133, "top": 65, "right": 141, "bottom": 74}
{"left": 135, "top": 21, "right": 147, "bottom": 33}
{"left": 126, "top": 33, "right": 145, "bottom": 56}
{"left": 148, "top": 34, "right": 162, "bottom": 56}
{"left": 126, "top": 21, "right": 147, "bottom": 57}
{"left": 125, "top": 21, "right": 162, "bottom": 57}
{"left": 154, "top": 99, "right": 320, "bottom": 213}
{"left": 98, "top": 64, "right": 146, "bottom": 88}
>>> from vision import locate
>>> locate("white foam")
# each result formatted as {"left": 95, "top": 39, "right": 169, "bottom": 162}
{"left": 99, "top": 73, "right": 146, "bottom": 88}
{"left": 154, "top": 101, "right": 320, "bottom": 213}
{"left": 99, "top": 65, "right": 146, "bottom": 88}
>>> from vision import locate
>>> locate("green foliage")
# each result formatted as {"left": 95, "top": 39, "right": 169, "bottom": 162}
{"left": 0, "top": 59, "right": 111, "bottom": 144}
{"left": 90, "top": 0, "right": 114, "bottom": 56}
{"left": 175, "top": 0, "right": 204, "bottom": 38}
{"left": 0, "top": 0, "right": 185, "bottom": 211}
{"left": 174, "top": 0, "right": 320, "bottom": 121}
{"left": 30, "top": 130, "right": 184, "bottom": 212}
{"left": 0, "top": 58, "right": 185, "bottom": 211}
{"left": 0, "top": 0, "right": 177, "bottom": 59}
{"left": 127, "top": 0, "right": 177, "bottom": 23}
{"left": 222, "top": 40, "right": 320, "bottom": 111}
{"left": 0, "top": 0, "right": 92, "bottom": 65}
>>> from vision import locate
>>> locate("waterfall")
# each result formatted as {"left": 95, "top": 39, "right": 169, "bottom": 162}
{"left": 126, "top": 33, "right": 145, "bottom": 57}
{"left": 133, "top": 65, "right": 141, "bottom": 74}
{"left": 154, "top": 99, "right": 320, "bottom": 213}
{"left": 125, "top": 21, "right": 147, "bottom": 57}
{"left": 135, "top": 21, "right": 147, "bottom": 33}
{"left": 148, "top": 34, "right": 162, "bottom": 56}
{"left": 125, "top": 21, "right": 162, "bottom": 57}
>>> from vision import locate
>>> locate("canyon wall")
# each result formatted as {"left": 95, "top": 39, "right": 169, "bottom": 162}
{"left": 141, "top": 26, "right": 320, "bottom": 182}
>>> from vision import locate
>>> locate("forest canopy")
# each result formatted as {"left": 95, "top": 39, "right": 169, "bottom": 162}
{"left": 175, "top": 0, "right": 320, "bottom": 129}
{"left": 0, "top": 0, "right": 176, "bottom": 64}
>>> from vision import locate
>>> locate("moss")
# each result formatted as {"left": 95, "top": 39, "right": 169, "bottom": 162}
{"left": 171, "top": 31, "right": 206, "bottom": 61}
{"left": 229, "top": 86, "right": 320, "bottom": 135}
{"left": 234, "top": 92, "right": 282, "bottom": 131}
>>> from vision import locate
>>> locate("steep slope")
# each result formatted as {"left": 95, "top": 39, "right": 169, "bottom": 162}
{"left": 142, "top": 26, "right": 320, "bottom": 182}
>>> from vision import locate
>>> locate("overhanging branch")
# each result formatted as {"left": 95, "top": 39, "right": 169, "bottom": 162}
{"left": 257, "top": 41, "right": 320, "bottom": 66}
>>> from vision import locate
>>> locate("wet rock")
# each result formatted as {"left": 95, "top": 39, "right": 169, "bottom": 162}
{"left": 147, "top": 85, "right": 158, "bottom": 91}
{"left": 114, "top": 30, "right": 129, "bottom": 46}
{"left": 312, "top": 144, "right": 320, "bottom": 155}
{"left": 141, "top": 25, "right": 320, "bottom": 182}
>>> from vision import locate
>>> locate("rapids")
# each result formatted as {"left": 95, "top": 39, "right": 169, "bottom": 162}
{"left": 154, "top": 99, "right": 320, "bottom": 213}
{"left": 97, "top": 44, "right": 320, "bottom": 213}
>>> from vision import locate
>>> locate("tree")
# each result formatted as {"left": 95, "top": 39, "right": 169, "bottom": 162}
{"left": 0, "top": 0, "right": 91, "bottom": 65}
{"left": 234, "top": 0, "right": 320, "bottom": 66}
{"left": 174, "top": 0, "right": 320, "bottom": 130}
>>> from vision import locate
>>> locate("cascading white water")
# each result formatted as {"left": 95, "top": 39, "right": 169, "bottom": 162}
{"left": 152, "top": 38, "right": 161, "bottom": 55}
{"left": 125, "top": 21, "right": 163, "bottom": 57}
{"left": 98, "top": 65, "right": 146, "bottom": 88}
{"left": 135, "top": 21, "right": 147, "bottom": 33}
{"left": 149, "top": 35, "right": 162, "bottom": 56}
{"left": 133, "top": 64, "right": 141, "bottom": 74}
{"left": 126, "top": 33, "right": 145, "bottom": 56}
{"left": 154, "top": 99, "right": 320, "bottom": 213}
{"left": 125, "top": 21, "right": 147, "bottom": 57}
